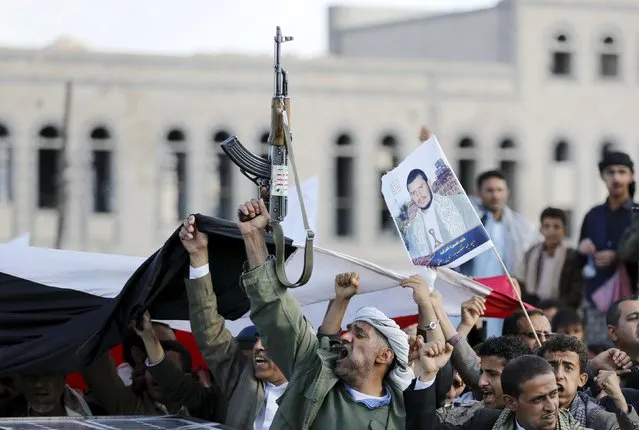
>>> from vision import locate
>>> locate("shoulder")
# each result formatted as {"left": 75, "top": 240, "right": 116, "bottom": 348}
{"left": 585, "top": 204, "right": 607, "bottom": 218}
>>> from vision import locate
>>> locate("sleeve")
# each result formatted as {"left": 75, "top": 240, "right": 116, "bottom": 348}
{"left": 242, "top": 258, "right": 320, "bottom": 380}
{"left": 404, "top": 382, "right": 470, "bottom": 430}
{"left": 450, "top": 338, "right": 481, "bottom": 390}
{"left": 184, "top": 273, "right": 250, "bottom": 401}
{"left": 145, "top": 357, "right": 221, "bottom": 421}
{"left": 82, "top": 352, "right": 144, "bottom": 415}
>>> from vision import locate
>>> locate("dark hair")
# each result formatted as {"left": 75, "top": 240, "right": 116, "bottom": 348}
{"left": 406, "top": 169, "right": 428, "bottom": 188}
{"left": 539, "top": 207, "right": 567, "bottom": 227}
{"left": 122, "top": 327, "right": 145, "bottom": 368}
{"left": 551, "top": 308, "right": 583, "bottom": 333}
{"left": 538, "top": 334, "right": 589, "bottom": 372}
{"left": 476, "top": 170, "right": 506, "bottom": 190}
{"left": 606, "top": 294, "right": 639, "bottom": 326}
{"left": 502, "top": 309, "right": 546, "bottom": 336}
{"left": 501, "top": 355, "right": 554, "bottom": 398}
{"left": 160, "top": 340, "right": 193, "bottom": 373}
{"left": 476, "top": 336, "right": 532, "bottom": 362}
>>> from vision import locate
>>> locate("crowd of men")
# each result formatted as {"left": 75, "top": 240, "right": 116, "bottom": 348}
{"left": 1, "top": 147, "right": 639, "bottom": 430}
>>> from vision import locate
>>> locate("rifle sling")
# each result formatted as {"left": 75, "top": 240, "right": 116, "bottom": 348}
{"left": 271, "top": 107, "right": 314, "bottom": 288}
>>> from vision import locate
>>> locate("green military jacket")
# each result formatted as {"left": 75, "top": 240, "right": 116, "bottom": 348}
{"left": 242, "top": 259, "right": 406, "bottom": 430}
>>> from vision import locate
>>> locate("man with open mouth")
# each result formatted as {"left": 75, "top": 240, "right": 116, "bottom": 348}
{"left": 237, "top": 198, "right": 414, "bottom": 429}
{"left": 410, "top": 353, "right": 590, "bottom": 430}
{"left": 539, "top": 334, "right": 639, "bottom": 429}
{"left": 434, "top": 335, "right": 531, "bottom": 425}
{"left": 179, "top": 215, "right": 288, "bottom": 430}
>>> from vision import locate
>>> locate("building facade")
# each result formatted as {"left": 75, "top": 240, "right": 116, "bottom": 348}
{"left": 0, "top": 0, "right": 637, "bottom": 272}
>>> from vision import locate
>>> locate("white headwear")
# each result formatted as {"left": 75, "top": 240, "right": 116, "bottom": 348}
{"left": 352, "top": 306, "right": 415, "bottom": 391}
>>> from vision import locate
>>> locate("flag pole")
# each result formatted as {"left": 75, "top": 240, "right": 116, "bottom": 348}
{"left": 489, "top": 246, "right": 541, "bottom": 347}
{"left": 416, "top": 126, "right": 539, "bottom": 346}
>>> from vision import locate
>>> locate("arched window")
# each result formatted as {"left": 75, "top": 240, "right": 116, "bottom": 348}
{"left": 161, "top": 128, "right": 188, "bottom": 221}
{"left": 259, "top": 131, "right": 269, "bottom": 159}
{"left": 599, "top": 34, "right": 620, "bottom": 78}
{"left": 89, "top": 125, "right": 114, "bottom": 213}
{"left": 335, "top": 133, "right": 354, "bottom": 237}
{"left": 213, "top": 130, "right": 233, "bottom": 220}
{"left": 457, "top": 136, "right": 476, "bottom": 194}
{"left": 499, "top": 138, "right": 515, "bottom": 149}
{"left": 379, "top": 135, "right": 399, "bottom": 233}
{"left": 498, "top": 137, "right": 518, "bottom": 210}
{"left": 550, "top": 32, "right": 573, "bottom": 76}
{"left": 37, "top": 124, "right": 62, "bottom": 209}
{"left": 0, "top": 124, "right": 11, "bottom": 205}
{"left": 554, "top": 140, "right": 570, "bottom": 162}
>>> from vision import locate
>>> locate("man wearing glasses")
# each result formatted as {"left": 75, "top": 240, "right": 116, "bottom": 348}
{"left": 502, "top": 309, "right": 553, "bottom": 349}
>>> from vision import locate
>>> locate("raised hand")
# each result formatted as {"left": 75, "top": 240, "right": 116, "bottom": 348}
{"left": 590, "top": 348, "right": 632, "bottom": 372}
{"left": 334, "top": 272, "right": 359, "bottom": 301}
{"left": 460, "top": 297, "right": 486, "bottom": 329}
{"left": 237, "top": 199, "right": 270, "bottom": 236}
{"left": 179, "top": 215, "right": 208, "bottom": 255}
{"left": 130, "top": 311, "right": 154, "bottom": 341}
{"left": 400, "top": 274, "right": 433, "bottom": 307}
{"left": 596, "top": 370, "right": 628, "bottom": 411}
{"left": 416, "top": 339, "right": 453, "bottom": 381}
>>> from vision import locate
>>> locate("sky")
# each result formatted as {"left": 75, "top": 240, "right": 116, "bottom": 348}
{"left": 0, "top": 0, "right": 497, "bottom": 57}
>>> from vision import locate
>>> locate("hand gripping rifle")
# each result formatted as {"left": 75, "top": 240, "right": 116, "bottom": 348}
{"left": 219, "top": 26, "right": 314, "bottom": 288}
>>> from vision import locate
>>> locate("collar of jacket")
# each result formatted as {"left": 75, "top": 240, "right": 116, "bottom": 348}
{"left": 492, "top": 408, "right": 585, "bottom": 430}
{"left": 301, "top": 337, "right": 405, "bottom": 428}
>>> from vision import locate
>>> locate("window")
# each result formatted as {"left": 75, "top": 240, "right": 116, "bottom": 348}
{"left": 500, "top": 138, "right": 515, "bottom": 149}
{"left": 379, "top": 135, "right": 399, "bottom": 233}
{"left": 563, "top": 209, "right": 574, "bottom": 238}
{"left": 166, "top": 128, "right": 188, "bottom": 219}
{"left": 214, "top": 130, "right": 233, "bottom": 220}
{"left": 498, "top": 137, "right": 518, "bottom": 210}
{"left": 554, "top": 140, "right": 570, "bottom": 162}
{"left": 335, "top": 134, "right": 354, "bottom": 237}
{"left": 550, "top": 33, "right": 573, "bottom": 76}
{"left": 599, "top": 35, "right": 620, "bottom": 78}
{"left": 457, "top": 137, "right": 476, "bottom": 194}
{"left": 0, "top": 124, "right": 11, "bottom": 204}
{"left": 37, "top": 125, "right": 62, "bottom": 209}
{"left": 259, "top": 131, "right": 269, "bottom": 159}
{"left": 89, "top": 126, "right": 114, "bottom": 213}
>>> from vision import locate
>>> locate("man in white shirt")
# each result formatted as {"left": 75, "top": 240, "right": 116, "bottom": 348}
{"left": 179, "top": 215, "right": 288, "bottom": 430}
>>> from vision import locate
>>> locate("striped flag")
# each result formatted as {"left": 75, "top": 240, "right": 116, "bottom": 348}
{"left": 0, "top": 215, "right": 529, "bottom": 378}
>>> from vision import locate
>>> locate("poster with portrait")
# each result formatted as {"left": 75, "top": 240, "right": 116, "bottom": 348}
{"left": 381, "top": 136, "right": 493, "bottom": 268}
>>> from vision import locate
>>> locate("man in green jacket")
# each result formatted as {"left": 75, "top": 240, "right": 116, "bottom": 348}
{"left": 233, "top": 198, "right": 415, "bottom": 429}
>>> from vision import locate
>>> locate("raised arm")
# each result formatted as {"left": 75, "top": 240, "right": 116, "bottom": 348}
{"left": 400, "top": 274, "right": 445, "bottom": 344}
{"left": 179, "top": 216, "right": 250, "bottom": 399}
{"left": 238, "top": 199, "right": 320, "bottom": 379}
{"left": 318, "top": 272, "right": 359, "bottom": 338}
{"left": 132, "top": 310, "right": 222, "bottom": 420}
{"left": 431, "top": 294, "right": 485, "bottom": 390}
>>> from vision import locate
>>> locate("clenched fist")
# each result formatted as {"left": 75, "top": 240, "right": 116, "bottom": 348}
{"left": 335, "top": 272, "right": 359, "bottom": 301}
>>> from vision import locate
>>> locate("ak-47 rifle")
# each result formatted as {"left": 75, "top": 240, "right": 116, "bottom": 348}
{"left": 219, "top": 26, "right": 314, "bottom": 288}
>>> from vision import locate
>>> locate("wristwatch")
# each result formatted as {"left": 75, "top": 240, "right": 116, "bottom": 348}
{"left": 425, "top": 319, "right": 439, "bottom": 331}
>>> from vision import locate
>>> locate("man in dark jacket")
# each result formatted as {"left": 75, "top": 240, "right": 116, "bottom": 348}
{"left": 406, "top": 348, "right": 588, "bottom": 430}
{"left": 579, "top": 151, "right": 637, "bottom": 344}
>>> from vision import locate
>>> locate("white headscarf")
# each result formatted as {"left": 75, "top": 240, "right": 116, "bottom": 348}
{"left": 352, "top": 306, "right": 415, "bottom": 391}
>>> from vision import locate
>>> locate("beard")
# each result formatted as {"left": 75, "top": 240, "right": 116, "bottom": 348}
{"left": 334, "top": 348, "right": 373, "bottom": 387}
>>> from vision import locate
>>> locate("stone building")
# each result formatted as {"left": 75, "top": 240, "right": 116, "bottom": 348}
{"left": 0, "top": 0, "right": 637, "bottom": 272}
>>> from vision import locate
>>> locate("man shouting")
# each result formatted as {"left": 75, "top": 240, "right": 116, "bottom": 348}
{"left": 234, "top": 198, "right": 414, "bottom": 429}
